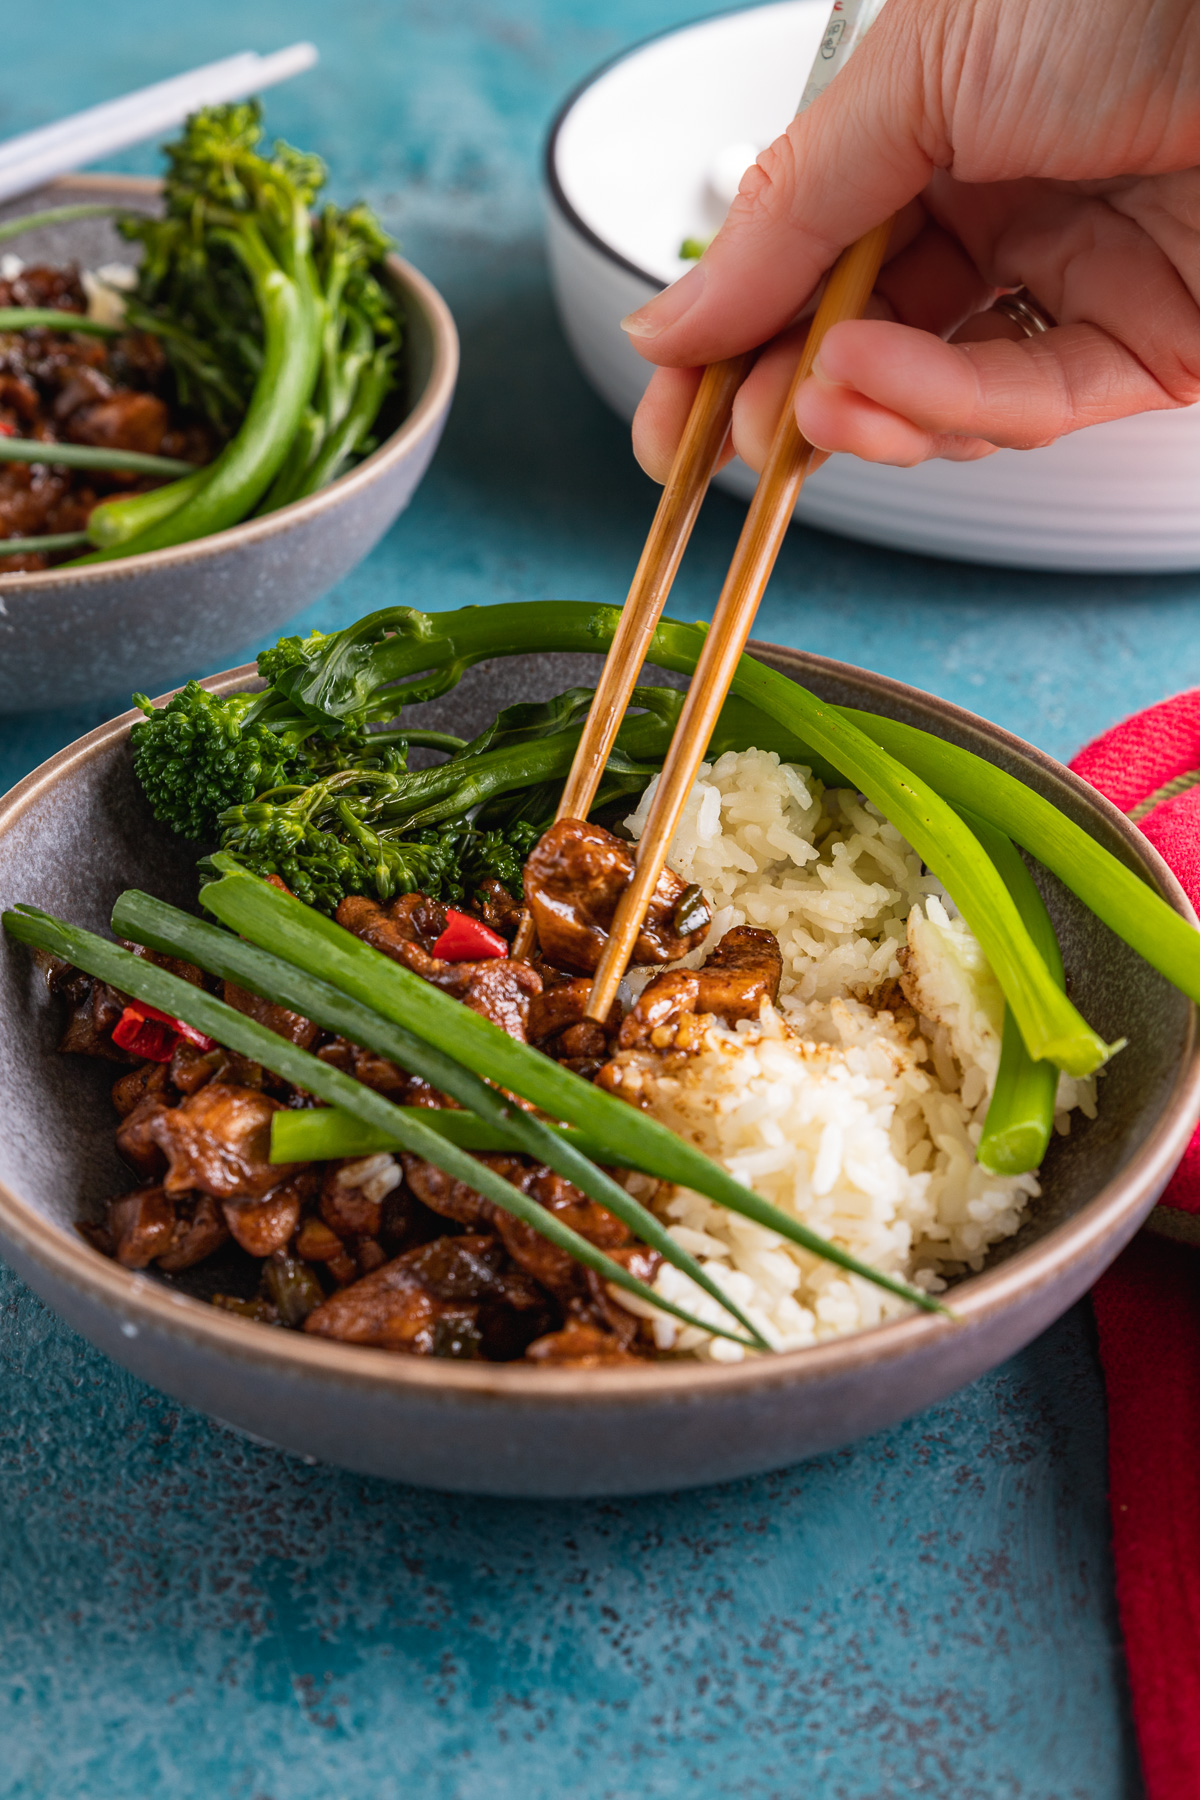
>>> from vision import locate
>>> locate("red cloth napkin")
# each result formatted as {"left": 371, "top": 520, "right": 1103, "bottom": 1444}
{"left": 1071, "top": 693, "right": 1200, "bottom": 1797}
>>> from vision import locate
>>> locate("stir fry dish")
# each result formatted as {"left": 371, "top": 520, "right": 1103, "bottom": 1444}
{"left": 0, "top": 101, "right": 402, "bottom": 569}
{"left": 7, "top": 602, "right": 1200, "bottom": 1364}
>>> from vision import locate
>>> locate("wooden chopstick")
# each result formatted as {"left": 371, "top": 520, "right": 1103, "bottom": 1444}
{"left": 585, "top": 218, "right": 893, "bottom": 1021}
{"left": 510, "top": 350, "right": 751, "bottom": 960}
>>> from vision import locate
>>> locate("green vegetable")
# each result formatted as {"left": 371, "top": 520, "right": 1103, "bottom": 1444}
{"left": 679, "top": 236, "right": 712, "bottom": 261}
{"left": 130, "top": 663, "right": 800, "bottom": 914}
{"left": 130, "top": 682, "right": 328, "bottom": 841}
{"left": 962, "top": 809, "right": 1066, "bottom": 1177}
{"left": 0, "top": 531, "right": 90, "bottom": 557}
{"left": 260, "top": 603, "right": 1117, "bottom": 1077}
{"left": 270, "top": 1105, "right": 616, "bottom": 1166}
{"left": 70, "top": 104, "right": 402, "bottom": 556}
{"left": 196, "top": 862, "right": 948, "bottom": 1316}
{"left": 274, "top": 599, "right": 1200, "bottom": 1060}
{"left": 0, "top": 308, "right": 120, "bottom": 336}
{"left": 77, "top": 106, "right": 325, "bottom": 561}
{"left": 0, "top": 438, "right": 194, "bottom": 477}
{"left": 260, "top": 201, "right": 402, "bottom": 508}
{"left": 129, "top": 675, "right": 468, "bottom": 845}
{"left": 4, "top": 903, "right": 757, "bottom": 1353}
{"left": 0, "top": 203, "right": 121, "bottom": 247}
{"left": 111, "top": 887, "right": 767, "bottom": 1347}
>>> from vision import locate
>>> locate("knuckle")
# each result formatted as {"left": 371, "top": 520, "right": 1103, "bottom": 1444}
{"left": 728, "top": 131, "right": 801, "bottom": 230}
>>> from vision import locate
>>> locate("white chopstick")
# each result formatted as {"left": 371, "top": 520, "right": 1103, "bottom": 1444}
{"left": 0, "top": 44, "right": 319, "bottom": 205}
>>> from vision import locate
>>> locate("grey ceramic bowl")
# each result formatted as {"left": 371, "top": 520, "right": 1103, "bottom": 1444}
{"left": 1, "top": 643, "right": 1197, "bottom": 1497}
{"left": 0, "top": 175, "right": 459, "bottom": 713}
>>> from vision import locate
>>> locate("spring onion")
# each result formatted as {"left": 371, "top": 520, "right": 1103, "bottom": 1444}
{"left": 4, "top": 904, "right": 759, "bottom": 1351}
{"left": 196, "top": 862, "right": 949, "bottom": 1316}
{"left": 271, "top": 1104, "right": 612, "bottom": 1167}
{"left": 0, "top": 308, "right": 121, "bottom": 336}
{"left": 0, "top": 531, "right": 90, "bottom": 557}
{"left": 0, "top": 438, "right": 195, "bottom": 477}
{"left": 110, "top": 887, "right": 770, "bottom": 1347}
{"left": 961, "top": 809, "right": 1066, "bottom": 1177}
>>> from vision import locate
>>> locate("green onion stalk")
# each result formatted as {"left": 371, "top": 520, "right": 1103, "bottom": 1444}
{"left": 188, "top": 863, "right": 948, "bottom": 1317}
{"left": 961, "top": 809, "right": 1070, "bottom": 1178}
{"left": 3, "top": 904, "right": 760, "bottom": 1352}
{"left": 0, "top": 308, "right": 121, "bottom": 336}
{"left": 77, "top": 214, "right": 322, "bottom": 558}
{"left": 108, "top": 888, "right": 773, "bottom": 1347}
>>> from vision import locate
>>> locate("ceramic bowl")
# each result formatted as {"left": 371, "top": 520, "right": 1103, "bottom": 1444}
{"left": 0, "top": 175, "right": 459, "bottom": 713}
{"left": 545, "top": 0, "right": 1200, "bottom": 573}
{"left": 1, "top": 644, "right": 1197, "bottom": 1497}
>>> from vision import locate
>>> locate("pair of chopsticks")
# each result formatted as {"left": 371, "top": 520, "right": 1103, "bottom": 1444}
{"left": 512, "top": 0, "right": 894, "bottom": 1017}
{"left": 0, "top": 45, "right": 317, "bottom": 206}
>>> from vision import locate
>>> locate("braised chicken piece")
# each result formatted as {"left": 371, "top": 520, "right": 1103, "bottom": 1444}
{"left": 524, "top": 1322, "right": 646, "bottom": 1366}
{"left": 303, "top": 1234, "right": 555, "bottom": 1358}
{"left": 142, "top": 1083, "right": 302, "bottom": 1201}
{"left": 400, "top": 1150, "right": 510, "bottom": 1229}
{"left": 55, "top": 970, "right": 137, "bottom": 1061}
{"left": 168, "top": 1040, "right": 267, "bottom": 1095}
{"left": 222, "top": 979, "right": 320, "bottom": 1049}
{"left": 0, "top": 265, "right": 216, "bottom": 570}
{"left": 616, "top": 926, "right": 784, "bottom": 1050}
{"left": 111, "top": 1059, "right": 171, "bottom": 1117}
{"left": 67, "top": 389, "right": 169, "bottom": 457}
{"left": 316, "top": 1035, "right": 410, "bottom": 1098}
{"left": 106, "top": 1185, "right": 228, "bottom": 1271}
{"left": 399, "top": 1152, "right": 654, "bottom": 1354}
{"left": 522, "top": 819, "right": 710, "bottom": 973}
{"left": 527, "top": 978, "right": 624, "bottom": 1076}
{"left": 336, "top": 893, "right": 543, "bottom": 1039}
{"left": 474, "top": 879, "right": 523, "bottom": 941}
{"left": 222, "top": 1175, "right": 311, "bottom": 1257}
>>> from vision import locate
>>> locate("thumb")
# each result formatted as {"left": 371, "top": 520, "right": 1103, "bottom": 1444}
{"left": 620, "top": 0, "right": 942, "bottom": 367}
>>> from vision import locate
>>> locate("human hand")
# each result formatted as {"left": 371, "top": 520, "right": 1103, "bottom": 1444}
{"left": 625, "top": 0, "right": 1200, "bottom": 477}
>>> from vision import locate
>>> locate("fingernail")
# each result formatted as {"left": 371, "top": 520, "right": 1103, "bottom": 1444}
{"left": 620, "top": 263, "right": 706, "bottom": 339}
{"left": 809, "top": 348, "right": 837, "bottom": 386}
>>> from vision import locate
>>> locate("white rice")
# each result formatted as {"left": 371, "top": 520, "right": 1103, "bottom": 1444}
{"left": 614, "top": 749, "right": 1096, "bottom": 1360}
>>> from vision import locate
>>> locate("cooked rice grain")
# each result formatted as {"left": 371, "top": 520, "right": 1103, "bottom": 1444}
{"left": 619, "top": 750, "right": 1095, "bottom": 1359}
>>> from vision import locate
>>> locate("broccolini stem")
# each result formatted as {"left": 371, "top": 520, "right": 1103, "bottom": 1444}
{"left": 79, "top": 208, "right": 323, "bottom": 560}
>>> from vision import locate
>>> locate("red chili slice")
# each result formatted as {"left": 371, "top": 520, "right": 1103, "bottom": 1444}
{"left": 431, "top": 909, "right": 509, "bottom": 961}
{"left": 111, "top": 1000, "right": 216, "bottom": 1061}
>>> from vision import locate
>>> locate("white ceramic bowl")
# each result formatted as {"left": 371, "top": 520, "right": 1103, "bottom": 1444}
{"left": 545, "top": 0, "right": 1200, "bottom": 572}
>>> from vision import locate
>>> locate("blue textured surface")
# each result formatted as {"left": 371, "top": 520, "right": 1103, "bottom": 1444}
{"left": 0, "top": 2, "right": 1178, "bottom": 1792}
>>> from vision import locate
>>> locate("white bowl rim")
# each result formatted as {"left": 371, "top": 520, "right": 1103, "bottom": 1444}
{"left": 544, "top": 0, "right": 785, "bottom": 292}
{"left": 0, "top": 174, "right": 460, "bottom": 591}
{"left": 1, "top": 644, "right": 1197, "bottom": 1407}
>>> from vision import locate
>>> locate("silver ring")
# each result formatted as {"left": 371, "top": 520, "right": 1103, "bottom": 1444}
{"left": 990, "top": 287, "right": 1056, "bottom": 337}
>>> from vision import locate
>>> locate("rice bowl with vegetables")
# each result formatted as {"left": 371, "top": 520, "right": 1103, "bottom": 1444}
{"left": 7, "top": 600, "right": 1192, "bottom": 1376}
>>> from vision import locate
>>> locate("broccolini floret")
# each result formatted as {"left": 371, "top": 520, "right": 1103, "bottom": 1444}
{"left": 130, "top": 683, "right": 309, "bottom": 841}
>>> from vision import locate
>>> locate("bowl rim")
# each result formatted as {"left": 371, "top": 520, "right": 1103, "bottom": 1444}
{"left": 544, "top": 0, "right": 803, "bottom": 292}
{"left": 0, "top": 173, "right": 460, "bottom": 591}
{"left": 1, "top": 642, "right": 1197, "bottom": 1405}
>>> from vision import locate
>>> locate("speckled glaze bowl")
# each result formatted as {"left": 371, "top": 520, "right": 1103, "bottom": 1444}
{"left": 0, "top": 176, "right": 459, "bottom": 713}
{"left": 0, "top": 644, "right": 1197, "bottom": 1497}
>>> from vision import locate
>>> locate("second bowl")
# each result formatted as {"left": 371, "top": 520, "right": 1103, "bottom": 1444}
{"left": 0, "top": 175, "right": 459, "bottom": 713}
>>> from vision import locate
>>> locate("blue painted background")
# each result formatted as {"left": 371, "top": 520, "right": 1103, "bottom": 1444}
{"left": 0, "top": 1, "right": 1174, "bottom": 1792}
